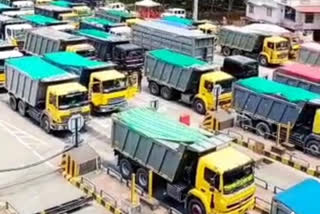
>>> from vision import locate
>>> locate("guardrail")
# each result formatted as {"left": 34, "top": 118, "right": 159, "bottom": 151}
{"left": 0, "top": 201, "right": 19, "bottom": 214}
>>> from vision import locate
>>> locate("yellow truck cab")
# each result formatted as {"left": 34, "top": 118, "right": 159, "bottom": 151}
{"left": 198, "top": 23, "right": 219, "bottom": 35}
{"left": 260, "top": 36, "right": 290, "bottom": 66}
{"left": 44, "top": 52, "right": 137, "bottom": 113}
{"left": 5, "top": 56, "right": 90, "bottom": 133}
{"left": 112, "top": 108, "right": 256, "bottom": 214}
{"left": 58, "top": 12, "right": 79, "bottom": 28}
{"left": 66, "top": 43, "right": 96, "bottom": 57}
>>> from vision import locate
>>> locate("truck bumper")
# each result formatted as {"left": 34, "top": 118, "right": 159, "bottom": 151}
{"left": 94, "top": 101, "right": 128, "bottom": 113}
{"left": 0, "top": 82, "right": 4, "bottom": 89}
{"left": 217, "top": 198, "right": 255, "bottom": 214}
{"left": 51, "top": 116, "right": 90, "bottom": 131}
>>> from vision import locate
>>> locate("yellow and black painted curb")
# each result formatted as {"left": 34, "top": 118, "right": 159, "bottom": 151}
{"left": 62, "top": 173, "right": 126, "bottom": 214}
{"left": 234, "top": 140, "right": 320, "bottom": 178}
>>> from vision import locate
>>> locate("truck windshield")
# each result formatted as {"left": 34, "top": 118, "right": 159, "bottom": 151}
{"left": 58, "top": 92, "right": 88, "bottom": 110}
{"left": 76, "top": 49, "right": 96, "bottom": 57}
{"left": 223, "top": 163, "right": 254, "bottom": 195}
{"left": 276, "top": 42, "right": 289, "bottom": 51}
{"left": 13, "top": 29, "right": 28, "bottom": 40}
{"left": 245, "top": 63, "right": 258, "bottom": 75}
{"left": 102, "top": 78, "right": 127, "bottom": 93}
{"left": 127, "top": 49, "right": 143, "bottom": 59}
{"left": 216, "top": 79, "right": 233, "bottom": 94}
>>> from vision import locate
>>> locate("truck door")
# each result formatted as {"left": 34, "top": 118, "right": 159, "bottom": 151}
{"left": 127, "top": 72, "right": 139, "bottom": 99}
{"left": 47, "top": 93, "right": 59, "bottom": 122}
{"left": 89, "top": 79, "right": 101, "bottom": 106}
{"left": 202, "top": 168, "right": 220, "bottom": 211}
{"left": 265, "top": 41, "right": 275, "bottom": 60}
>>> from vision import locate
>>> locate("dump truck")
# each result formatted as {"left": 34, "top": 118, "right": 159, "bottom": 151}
{"left": 23, "top": 28, "right": 95, "bottom": 57}
{"left": 242, "top": 23, "right": 301, "bottom": 59}
{"left": 5, "top": 56, "right": 90, "bottom": 133}
{"left": 219, "top": 26, "right": 289, "bottom": 66}
{"left": 0, "top": 48, "right": 23, "bottom": 89}
{"left": 234, "top": 77, "right": 320, "bottom": 155}
{"left": 34, "top": 5, "right": 79, "bottom": 27}
{"left": 0, "top": 15, "right": 32, "bottom": 49}
{"left": 0, "top": 0, "right": 34, "bottom": 9}
{"left": 76, "top": 29, "right": 144, "bottom": 71}
{"left": 44, "top": 52, "right": 137, "bottom": 113}
{"left": 79, "top": 16, "right": 123, "bottom": 32}
{"left": 96, "top": 9, "right": 136, "bottom": 23}
{"left": 0, "top": 3, "right": 18, "bottom": 13}
{"left": 112, "top": 108, "right": 256, "bottom": 214}
{"left": 132, "top": 21, "right": 216, "bottom": 63}
{"left": 298, "top": 42, "right": 320, "bottom": 66}
{"left": 273, "top": 63, "right": 320, "bottom": 94}
{"left": 50, "top": 0, "right": 91, "bottom": 17}
{"left": 145, "top": 49, "right": 234, "bottom": 114}
{"left": 271, "top": 179, "right": 320, "bottom": 214}
{"left": 22, "top": 14, "right": 75, "bottom": 31}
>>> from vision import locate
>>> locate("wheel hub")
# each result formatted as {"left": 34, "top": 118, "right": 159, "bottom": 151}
{"left": 191, "top": 204, "right": 202, "bottom": 214}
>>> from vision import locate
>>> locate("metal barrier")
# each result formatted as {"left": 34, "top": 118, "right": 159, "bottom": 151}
{"left": 255, "top": 196, "right": 270, "bottom": 214}
{"left": 255, "top": 176, "right": 269, "bottom": 190}
{"left": 0, "top": 201, "right": 19, "bottom": 214}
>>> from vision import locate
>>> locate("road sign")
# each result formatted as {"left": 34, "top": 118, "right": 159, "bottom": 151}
{"left": 68, "top": 114, "right": 84, "bottom": 133}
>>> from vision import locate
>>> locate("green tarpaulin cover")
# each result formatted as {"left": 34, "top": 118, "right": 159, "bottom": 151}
{"left": 239, "top": 77, "right": 320, "bottom": 103}
{"left": 82, "top": 17, "right": 116, "bottom": 26}
{"left": 106, "top": 9, "right": 135, "bottom": 18}
{"left": 116, "top": 108, "right": 211, "bottom": 144}
{"left": 0, "top": 3, "right": 9, "bottom": 8}
{"left": 22, "top": 14, "right": 61, "bottom": 25}
{"left": 7, "top": 56, "right": 68, "bottom": 80}
{"left": 149, "top": 49, "right": 207, "bottom": 68}
{"left": 50, "top": 0, "right": 71, "bottom": 7}
{"left": 77, "top": 29, "right": 111, "bottom": 40}
{"left": 162, "top": 16, "right": 193, "bottom": 26}
{"left": 44, "top": 52, "right": 110, "bottom": 69}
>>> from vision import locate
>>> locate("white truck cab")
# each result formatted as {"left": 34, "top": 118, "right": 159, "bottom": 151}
{"left": 102, "top": 2, "right": 126, "bottom": 11}
{"left": 12, "top": 1, "right": 34, "bottom": 10}
{"left": 161, "top": 8, "right": 186, "bottom": 18}
{"left": 5, "top": 23, "right": 33, "bottom": 43}
{"left": 109, "top": 26, "right": 131, "bottom": 39}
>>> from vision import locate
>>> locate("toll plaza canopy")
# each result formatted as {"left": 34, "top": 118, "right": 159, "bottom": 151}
{"left": 274, "top": 179, "right": 320, "bottom": 214}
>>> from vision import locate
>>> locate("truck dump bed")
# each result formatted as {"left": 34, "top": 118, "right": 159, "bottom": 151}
{"left": 145, "top": 49, "right": 215, "bottom": 93}
{"left": 233, "top": 77, "right": 320, "bottom": 125}
{"left": 96, "top": 9, "right": 136, "bottom": 23}
{"left": 23, "top": 28, "right": 87, "bottom": 55}
{"left": 112, "top": 108, "right": 232, "bottom": 182}
{"left": 132, "top": 21, "right": 215, "bottom": 63}
{"left": 298, "top": 42, "right": 320, "bottom": 66}
{"left": 219, "top": 26, "right": 262, "bottom": 52}
{"left": 5, "top": 56, "right": 78, "bottom": 107}
{"left": 44, "top": 51, "right": 114, "bottom": 86}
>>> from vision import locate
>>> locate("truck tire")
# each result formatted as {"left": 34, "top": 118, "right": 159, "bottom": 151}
{"left": 136, "top": 168, "right": 149, "bottom": 190}
{"left": 187, "top": 198, "right": 206, "bottom": 214}
{"left": 193, "top": 99, "right": 206, "bottom": 115}
{"left": 40, "top": 116, "right": 51, "bottom": 134}
{"left": 306, "top": 140, "right": 320, "bottom": 156}
{"left": 238, "top": 117, "right": 252, "bottom": 131}
{"left": 221, "top": 46, "right": 231, "bottom": 56}
{"left": 18, "top": 100, "right": 27, "bottom": 116}
{"left": 149, "top": 82, "right": 160, "bottom": 96}
{"left": 255, "top": 122, "right": 271, "bottom": 138}
{"left": 232, "top": 49, "right": 241, "bottom": 56}
{"left": 9, "top": 95, "right": 17, "bottom": 111}
{"left": 160, "top": 86, "right": 173, "bottom": 100}
{"left": 119, "top": 158, "right": 133, "bottom": 180}
{"left": 259, "top": 55, "right": 269, "bottom": 66}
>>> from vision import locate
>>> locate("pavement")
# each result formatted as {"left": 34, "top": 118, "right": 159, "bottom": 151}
{"left": 0, "top": 52, "right": 317, "bottom": 213}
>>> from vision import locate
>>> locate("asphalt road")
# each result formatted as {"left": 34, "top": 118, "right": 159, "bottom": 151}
{"left": 0, "top": 53, "right": 316, "bottom": 213}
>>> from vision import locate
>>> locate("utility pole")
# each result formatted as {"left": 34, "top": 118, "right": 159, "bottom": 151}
{"left": 193, "top": 0, "right": 198, "bottom": 21}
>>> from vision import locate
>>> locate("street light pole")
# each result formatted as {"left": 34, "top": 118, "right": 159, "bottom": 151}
{"left": 193, "top": 0, "right": 198, "bottom": 21}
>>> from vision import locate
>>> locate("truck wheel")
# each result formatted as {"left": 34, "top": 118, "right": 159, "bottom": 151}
{"left": 160, "top": 86, "right": 173, "bottom": 100}
{"left": 136, "top": 168, "right": 149, "bottom": 190}
{"left": 18, "top": 100, "right": 27, "bottom": 116}
{"left": 193, "top": 99, "right": 206, "bottom": 115}
{"left": 259, "top": 55, "right": 269, "bottom": 66}
{"left": 255, "top": 122, "right": 271, "bottom": 138}
{"left": 239, "top": 117, "right": 252, "bottom": 130}
{"left": 221, "top": 47, "right": 231, "bottom": 56}
{"left": 149, "top": 82, "right": 160, "bottom": 96}
{"left": 119, "top": 158, "right": 133, "bottom": 180}
{"left": 232, "top": 49, "right": 241, "bottom": 56}
{"left": 40, "top": 116, "right": 51, "bottom": 134}
{"left": 306, "top": 140, "right": 320, "bottom": 156}
{"left": 187, "top": 198, "right": 206, "bottom": 214}
{"left": 9, "top": 95, "right": 17, "bottom": 111}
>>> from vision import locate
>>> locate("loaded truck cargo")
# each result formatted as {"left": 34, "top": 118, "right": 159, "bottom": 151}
{"left": 0, "top": 48, "right": 23, "bottom": 88}
{"left": 273, "top": 63, "right": 320, "bottom": 94}
{"left": 50, "top": 1, "right": 91, "bottom": 17}
{"left": 44, "top": 52, "right": 137, "bottom": 113}
{"left": 35, "top": 5, "right": 79, "bottom": 24}
{"left": 112, "top": 107, "right": 255, "bottom": 214}
{"left": 219, "top": 26, "right": 289, "bottom": 66}
{"left": 23, "top": 28, "right": 95, "bottom": 57}
{"left": 79, "top": 17, "right": 124, "bottom": 32}
{"left": 96, "top": 9, "right": 136, "bottom": 23}
{"left": 132, "top": 21, "right": 215, "bottom": 63}
{"left": 234, "top": 77, "right": 320, "bottom": 156}
{"left": 271, "top": 179, "right": 320, "bottom": 214}
{"left": 5, "top": 56, "right": 90, "bottom": 133}
{"left": 76, "top": 29, "right": 144, "bottom": 71}
{"left": 22, "top": 14, "right": 76, "bottom": 31}
{"left": 298, "top": 42, "right": 320, "bottom": 66}
{"left": 145, "top": 49, "right": 234, "bottom": 114}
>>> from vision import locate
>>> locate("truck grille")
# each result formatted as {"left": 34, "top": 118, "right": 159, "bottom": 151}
{"left": 278, "top": 53, "right": 288, "bottom": 59}
{"left": 226, "top": 193, "right": 254, "bottom": 210}
{"left": 109, "top": 96, "right": 125, "bottom": 105}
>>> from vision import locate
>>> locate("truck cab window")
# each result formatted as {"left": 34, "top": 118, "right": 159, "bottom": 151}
{"left": 204, "top": 80, "right": 213, "bottom": 92}
{"left": 204, "top": 168, "right": 220, "bottom": 190}
{"left": 267, "top": 42, "right": 274, "bottom": 50}
{"left": 92, "top": 83, "right": 100, "bottom": 93}
{"left": 49, "top": 94, "right": 56, "bottom": 106}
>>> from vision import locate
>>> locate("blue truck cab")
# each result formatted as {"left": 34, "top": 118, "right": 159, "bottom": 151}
{"left": 272, "top": 179, "right": 320, "bottom": 214}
